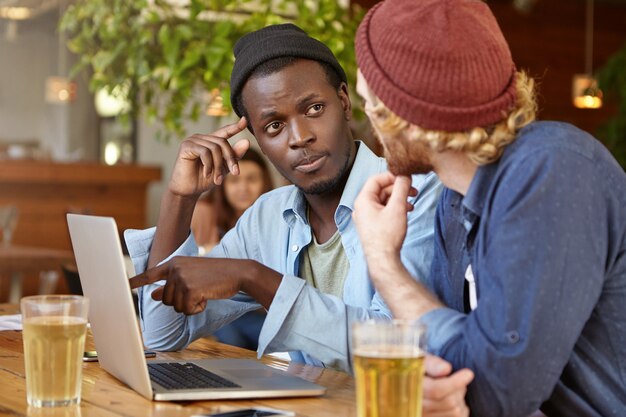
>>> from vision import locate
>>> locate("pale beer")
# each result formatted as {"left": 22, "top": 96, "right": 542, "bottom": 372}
{"left": 352, "top": 320, "right": 426, "bottom": 417}
{"left": 354, "top": 347, "right": 425, "bottom": 417}
{"left": 23, "top": 316, "right": 87, "bottom": 407}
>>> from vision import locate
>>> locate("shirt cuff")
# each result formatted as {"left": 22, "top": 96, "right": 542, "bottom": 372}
{"left": 420, "top": 306, "right": 467, "bottom": 356}
{"left": 257, "top": 275, "right": 305, "bottom": 358}
{"left": 124, "top": 227, "right": 199, "bottom": 275}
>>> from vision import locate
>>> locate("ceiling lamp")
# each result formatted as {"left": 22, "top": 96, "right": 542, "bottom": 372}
{"left": 45, "top": 76, "right": 77, "bottom": 104}
{"left": 45, "top": 0, "right": 77, "bottom": 105}
{"left": 94, "top": 86, "right": 130, "bottom": 118}
{"left": 205, "top": 88, "right": 228, "bottom": 117}
{"left": 572, "top": 0, "right": 602, "bottom": 109}
{"left": 0, "top": 7, "right": 32, "bottom": 20}
{"left": 513, "top": 0, "right": 538, "bottom": 14}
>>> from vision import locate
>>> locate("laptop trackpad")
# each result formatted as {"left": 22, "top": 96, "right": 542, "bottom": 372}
{"left": 224, "top": 369, "right": 278, "bottom": 379}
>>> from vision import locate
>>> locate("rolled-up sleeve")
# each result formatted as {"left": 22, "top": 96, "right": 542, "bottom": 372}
{"left": 258, "top": 275, "right": 392, "bottom": 372}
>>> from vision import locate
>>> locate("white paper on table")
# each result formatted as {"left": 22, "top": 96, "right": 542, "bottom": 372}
{"left": 0, "top": 314, "right": 22, "bottom": 331}
{"left": 267, "top": 352, "right": 292, "bottom": 362}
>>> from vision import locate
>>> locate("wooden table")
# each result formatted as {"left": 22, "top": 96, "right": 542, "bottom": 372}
{"left": 0, "top": 245, "right": 75, "bottom": 302}
{"left": 0, "top": 304, "right": 356, "bottom": 417}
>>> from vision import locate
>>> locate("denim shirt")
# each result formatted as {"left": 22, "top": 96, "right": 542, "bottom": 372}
{"left": 126, "top": 142, "right": 442, "bottom": 372}
{"left": 421, "top": 122, "right": 626, "bottom": 417}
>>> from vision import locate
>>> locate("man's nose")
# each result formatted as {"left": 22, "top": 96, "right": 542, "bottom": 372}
{"left": 288, "top": 119, "right": 315, "bottom": 148}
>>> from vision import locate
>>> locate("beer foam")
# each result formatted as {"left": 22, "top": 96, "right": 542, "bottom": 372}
{"left": 353, "top": 345, "right": 424, "bottom": 359}
{"left": 23, "top": 316, "right": 87, "bottom": 326}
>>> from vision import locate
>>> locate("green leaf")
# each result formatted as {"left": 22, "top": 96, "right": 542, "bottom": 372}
{"left": 203, "top": 69, "right": 214, "bottom": 84}
{"left": 190, "top": 102, "right": 201, "bottom": 121}
{"left": 175, "top": 24, "right": 193, "bottom": 41}
{"left": 214, "top": 20, "right": 235, "bottom": 38}
{"left": 596, "top": 41, "right": 626, "bottom": 169}
{"left": 157, "top": 25, "right": 171, "bottom": 48}
{"left": 163, "top": 37, "right": 181, "bottom": 69}
{"left": 92, "top": 51, "right": 111, "bottom": 72}
{"left": 178, "top": 44, "right": 203, "bottom": 74}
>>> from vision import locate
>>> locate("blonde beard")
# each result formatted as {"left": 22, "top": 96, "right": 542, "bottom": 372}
{"left": 379, "top": 133, "right": 434, "bottom": 176}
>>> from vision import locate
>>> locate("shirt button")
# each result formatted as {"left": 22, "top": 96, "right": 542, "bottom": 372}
{"left": 506, "top": 331, "right": 520, "bottom": 344}
{"left": 291, "top": 245, "right": 299, "bottom": 252}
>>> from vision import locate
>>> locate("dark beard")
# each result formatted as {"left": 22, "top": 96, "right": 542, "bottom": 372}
{"left": 297, "top": 140, "right": 354, "bottom": 195}
{"left": 297, "top": 175, "right": 345, "bottom": 195}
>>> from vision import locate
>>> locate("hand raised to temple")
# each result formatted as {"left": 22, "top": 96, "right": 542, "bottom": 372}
{"left": 168, "top": 117, "right": 250, "bottom": 198}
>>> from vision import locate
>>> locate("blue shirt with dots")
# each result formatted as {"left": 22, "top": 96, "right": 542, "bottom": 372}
{"left": 421, "top": 121, "right": 626, "bottom": 417}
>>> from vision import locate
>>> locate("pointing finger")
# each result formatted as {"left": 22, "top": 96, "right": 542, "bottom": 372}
{"left": 128, "top": 263, "right": 169, "bottom": 289}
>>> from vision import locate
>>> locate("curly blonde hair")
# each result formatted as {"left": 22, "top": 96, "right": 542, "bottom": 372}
{"left": 365, "top": 71, "right": 538, "bottom": 165}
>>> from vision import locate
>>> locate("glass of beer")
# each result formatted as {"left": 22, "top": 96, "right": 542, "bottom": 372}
{"left": 352, "top": 319, "right": 426, "bottom": 417}
{"left": 21, "top": 295, "right": 89, "bottom": 407}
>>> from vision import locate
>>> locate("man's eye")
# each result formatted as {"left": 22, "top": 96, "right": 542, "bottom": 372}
{"left": 306, "top": 104, "right": 324, "bottom": 116}
{"left": 265, "top": 121, "right": 283, "bottom": 134}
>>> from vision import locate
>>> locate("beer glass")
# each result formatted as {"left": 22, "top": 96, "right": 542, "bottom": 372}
{"left": 352, "top": 319, "right": 426, "bottom": 417}
{"left": 21, "top": 295, "right": 89, "bottom": 407}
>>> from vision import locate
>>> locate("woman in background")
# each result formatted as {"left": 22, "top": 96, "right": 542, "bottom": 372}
{"left": 192, "top": 147, "right": 273, "bottom": 254}
{"left": 191, "top": 147, "right": 273, "bottom": 350}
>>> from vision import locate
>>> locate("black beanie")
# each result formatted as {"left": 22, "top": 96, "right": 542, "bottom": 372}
{"left": 230, "top": 23, "right": 348, "bottom": 117}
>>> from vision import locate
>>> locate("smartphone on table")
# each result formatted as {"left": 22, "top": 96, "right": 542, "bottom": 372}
{"left": 82, "top": 350, "right": 156, "bottom": 362}
{"left": 192, "top": 408, "right": 295, "bottom": 417}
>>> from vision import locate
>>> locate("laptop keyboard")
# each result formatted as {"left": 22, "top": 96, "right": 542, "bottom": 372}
{"left": 148, "top": 362, "right": 241, "bottom": 390}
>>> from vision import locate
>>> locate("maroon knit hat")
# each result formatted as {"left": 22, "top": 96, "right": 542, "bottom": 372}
{"left": 356, "top": 0, "right": 517, "bottom": 132}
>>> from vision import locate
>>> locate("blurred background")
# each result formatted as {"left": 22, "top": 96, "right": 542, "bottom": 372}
{"left": 0, "top": 0, "right": 625, "bottom": 300}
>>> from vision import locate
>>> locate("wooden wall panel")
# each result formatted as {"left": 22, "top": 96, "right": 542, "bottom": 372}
{"left": 0, "top": 161, "right": 161, "bottom": 299}
{"left": 0, "top": 161, "right": 161, "bottom": 251}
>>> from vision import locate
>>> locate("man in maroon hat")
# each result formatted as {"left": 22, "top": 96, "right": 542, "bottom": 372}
{"left": 353, "top": 0, "right": 626, "bottom": 416}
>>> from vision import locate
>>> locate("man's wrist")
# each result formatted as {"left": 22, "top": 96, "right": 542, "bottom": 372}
{"left": 366, "top": 253, "right": 443, "bottom": 320}
{"left": 148, "top": 190, "right": 197, "bottom": 268}
{"left": 366, "top": 251, "right": 404, "bottom": 280}
{"left": 163, "top": 188, "right": 199, "bottom": 206}
{"left": 240, "top": 260, "right": 282, "bottom": 310}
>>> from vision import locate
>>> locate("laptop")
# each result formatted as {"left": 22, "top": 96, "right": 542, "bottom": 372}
{"left": 66, "top": 213, "right": 326, "bottom": 401}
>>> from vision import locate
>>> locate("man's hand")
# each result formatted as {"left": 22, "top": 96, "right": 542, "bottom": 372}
{"left": 147, "top": 118, "right": 250, "bottom": 268}
{"left": 353, "top": 171, "right": 442, "bottom": 319}
{"left": 129, "top": 257, "right": 282, "bottom": 314}
{"left": 129, "top": 257, "right": 241, "bottom": 315}
{"left": 353, "top": 172, "right": 416, "bottom": 273}
{"left": 169, "top": 117, "right": 250, "bottom": 197}
{"left": 423, "top": 355, "right": 474, "bottom": 417}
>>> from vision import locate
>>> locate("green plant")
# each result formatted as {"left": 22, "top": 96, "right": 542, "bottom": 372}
{"left": 61, "top": 0, "right": 364, "bottom": 140}
{"left": 596, "top": 41, "right": 626, "bottom": 170}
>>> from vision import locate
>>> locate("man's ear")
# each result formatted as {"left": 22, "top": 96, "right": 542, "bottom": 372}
{"left": 337, "top": 82, "right": 352, "bottom": 121}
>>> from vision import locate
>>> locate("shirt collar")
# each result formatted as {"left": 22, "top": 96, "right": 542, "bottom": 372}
{"left": 462, "top": 161, "right": 500, "bottom": 218}
{"left": 338, "top": 141, "right": 383, "bottom": 212}
{"left": 282, "top": 141, "right": 383, "bottom": 227}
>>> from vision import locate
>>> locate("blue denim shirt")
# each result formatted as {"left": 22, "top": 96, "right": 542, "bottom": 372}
{"left": 421, "top": 122, "right": 626, "bottom": 417}
{"left": 126, "top": 142, "right": 442, "bottom": 372}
